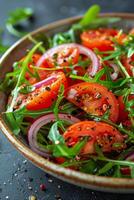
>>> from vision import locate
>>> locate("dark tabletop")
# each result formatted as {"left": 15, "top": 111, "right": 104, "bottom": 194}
{"left": 1, "top": 0, "right": 134, "bottom": 199}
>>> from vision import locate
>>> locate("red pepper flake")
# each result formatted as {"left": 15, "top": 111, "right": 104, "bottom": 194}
{"left": 40, "top": 184, "right": 46, "bottom": 191}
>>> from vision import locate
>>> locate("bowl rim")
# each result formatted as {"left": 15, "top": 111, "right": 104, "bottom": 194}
{"left": 1, "top": 13, "right": 134, "bottom": 192}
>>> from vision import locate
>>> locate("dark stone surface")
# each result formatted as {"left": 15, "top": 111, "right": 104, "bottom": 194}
{"left": 1, "top": 0, "right": 134, "bottom": 199}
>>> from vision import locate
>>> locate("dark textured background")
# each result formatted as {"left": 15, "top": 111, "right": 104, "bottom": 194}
{"left": 1, "top": 0, "right": 134, "bottom": 199}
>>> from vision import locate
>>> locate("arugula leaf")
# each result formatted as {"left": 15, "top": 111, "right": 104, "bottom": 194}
{"left": 5, "top": 42, "right": 42, "bottom": 135}
{"left": 19, "top": 85, "right": 35, "bottom": 94}
{"left": 48, "top": 121, "right": 64, "bottom": 144}
{"left": 80, "top": 159, "right": 97, "bottom": 174}
{"left": 70, "top": 70, "right": 128, "bottom": 90}
{"left": 27, "top": 34, "right": 47, "bottom": 53}
{"left": 48, "top": 121, "right": 87, "bottom": 158}
{"left": 7, "top": 42, "right": 42, "bottom": 113}
{"left": 79, "top": 5, "right": 100, "bottom": 26}
{"left": 97, "top": 162, "right": 114, "bottom": 175}
{"left": 4, "top": 112, "right": 20, "bottom": 135}
{"left": 6, "top": 7, "right": 34, "bottom": 37}
{"left": 53, "top": 85, "right": 64, "bottom": 120}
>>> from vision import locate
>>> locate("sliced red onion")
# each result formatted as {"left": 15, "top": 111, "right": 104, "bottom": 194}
{"left": 28, "top": 113, "right": 80, "bottom": 158}
{"left": 108, "top": 62, "right": 119, "bottom": 80}
{"left": 33, "top": 75, "right": 57, "bottom": 89}
{"left": 37, "top": 43, "right": 100, "bottom": 77}
{"left": 125, "top": 152, "right": 134, "bottom": 161}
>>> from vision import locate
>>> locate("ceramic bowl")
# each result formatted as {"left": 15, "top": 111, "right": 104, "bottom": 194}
{"left": 1, "top": 13, "right": 134, "bottom": 193}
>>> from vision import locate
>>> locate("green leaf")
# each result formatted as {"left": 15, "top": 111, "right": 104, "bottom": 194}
{"left": 19, "top": 85, "right": 35, "bottom": 94}
{"left": 80, "top": 159, "right": 97, "bottom": 174}
{"left": 48, "top": 121, "right": 65, "bottom": 144}
{"left": 71, "top": 137, "right": 88, "bottom": 155}
{"left": 114, "top": 88, "right": 128, "bottom": 96}
{"left": 127, "top": 47, "right": 134, "bottom": 58}
{"left": 95, "top": 144, "right": 105, "bottom": 158}
{"left": 89, "top": 17, "right": 121, "bottom": 27}
{"left": 6, "top": 42, "right": 42, "bottom": 113}
{"left": 48, "top": 121, "right": 87, "bottom": 158}
{"left": 130, "top": 166, "right": 134, "bottom": 178}
{"left": 5, "top": 112, "right": 20, "bottom": 135}
{"left": 97, "top": 162, "right": 114, "bottom": 175}
{"left": 0, "top": 44, "right": 9, "bottom": 54}
{"left": 6, "top": 7, "right": 34, "bottom": 37}
{"left": 52, "top": 144, "right": 72, "bottom": 158}
{"left": 94, "top": 68, "right": 105, "bottom": 81}
{"left": 80, "top": 5, "right": 100, "bottom": 26}
{"left": 53, "top": 85, "right": 64, "bottom": 120}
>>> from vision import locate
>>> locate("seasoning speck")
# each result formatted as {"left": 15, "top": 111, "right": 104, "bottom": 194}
{"left": 23, "top": 160, "right": 27, "bottom": 164}
{"left": 48, "top": 178, "right": 53, "bottom": 183}
{"left": 55, "top": 140, "right": 60, "bottom": 145}
{"left": 5, "top": 196, "right": 9, "bottom": 199}
{"left": 14, "top": 173, "right": 18, "bottom": 177}
{"left": 28, "top": 195, "right": 36, "bottom": 200}
{"left": 28, "top": 186, "right": 32, "bottom": 190}
{"left": 55, "top": 194, "right": 62, "bottom": 200}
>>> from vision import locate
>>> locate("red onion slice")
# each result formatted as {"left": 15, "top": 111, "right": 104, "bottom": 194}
{"left": 37, "top": 43, "right": 100, "bottom": 77}
{"left": 108, "top": 62, "right": 119, "bottom": 80}
{"left": 28, "top": 113, "right": 80, "bottom": 158}
{"left": 33, "top": 75, "right": 57, "bottom": 89}
{"left": 126, "top": 152, "right": 134, "bottom": 161}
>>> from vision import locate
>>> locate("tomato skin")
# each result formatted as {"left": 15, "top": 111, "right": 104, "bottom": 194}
{"left": 17, "top": 72, "right": 67, "bottom": 111}
{"left": 55, "top": 157, "right": 66, "bottom": 164}
{"left": 27, "top": 72, "right": 67, "bottom": 110}
{"left": 120, "top": 167, "right": 131, "bottom": 175}
{"left": 65, "top": 82, "right": 119, "bottom": 122}
{"left": 63, "top": 121, "right": 125, "bottom": 154}
{"left": 81, "top": 29, "right": 117, "bottom": 51}
{"left": 81, "top": 28, "right": 126, "bottom": 51}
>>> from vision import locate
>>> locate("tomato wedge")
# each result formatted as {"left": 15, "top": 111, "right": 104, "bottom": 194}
{"left": 81, "top": 28, "right": 126, "bottom": 51}
{"left": 63, "top": 121, "right": 125, "bottom": 154}
{"left": 66, "top": 82, "right": 119, "bottom": 122}
{"left": 16, "top": 72, "right": 67, "bottom": 110}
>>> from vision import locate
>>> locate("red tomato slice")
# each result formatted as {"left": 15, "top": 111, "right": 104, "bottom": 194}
{"left": 65, "top": 82, "right": 119, "bottom": 122}
{"left": 63, "top": 121, "right": 125, "bottom": 154}
{"left": 81, "top": 28, "right": 125, "bottom": 51}
{"left": 16, "top": 72, "right": 67, "bottom": 110}
{"left": 121, "top": 55, "right": 134, "bottom": 77}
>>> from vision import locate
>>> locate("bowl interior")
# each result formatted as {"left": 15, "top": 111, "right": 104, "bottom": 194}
{"left": 1, "top": 14, "right": 134, "bottom": 192}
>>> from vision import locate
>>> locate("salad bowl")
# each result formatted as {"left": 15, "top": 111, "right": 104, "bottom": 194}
{"left": 1, "top": 13, "right": 134, "bottom": 192}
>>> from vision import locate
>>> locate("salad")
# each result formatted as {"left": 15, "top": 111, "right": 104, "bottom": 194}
{"left": 1, "top": 5, "right": 134, "bottom": 178}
